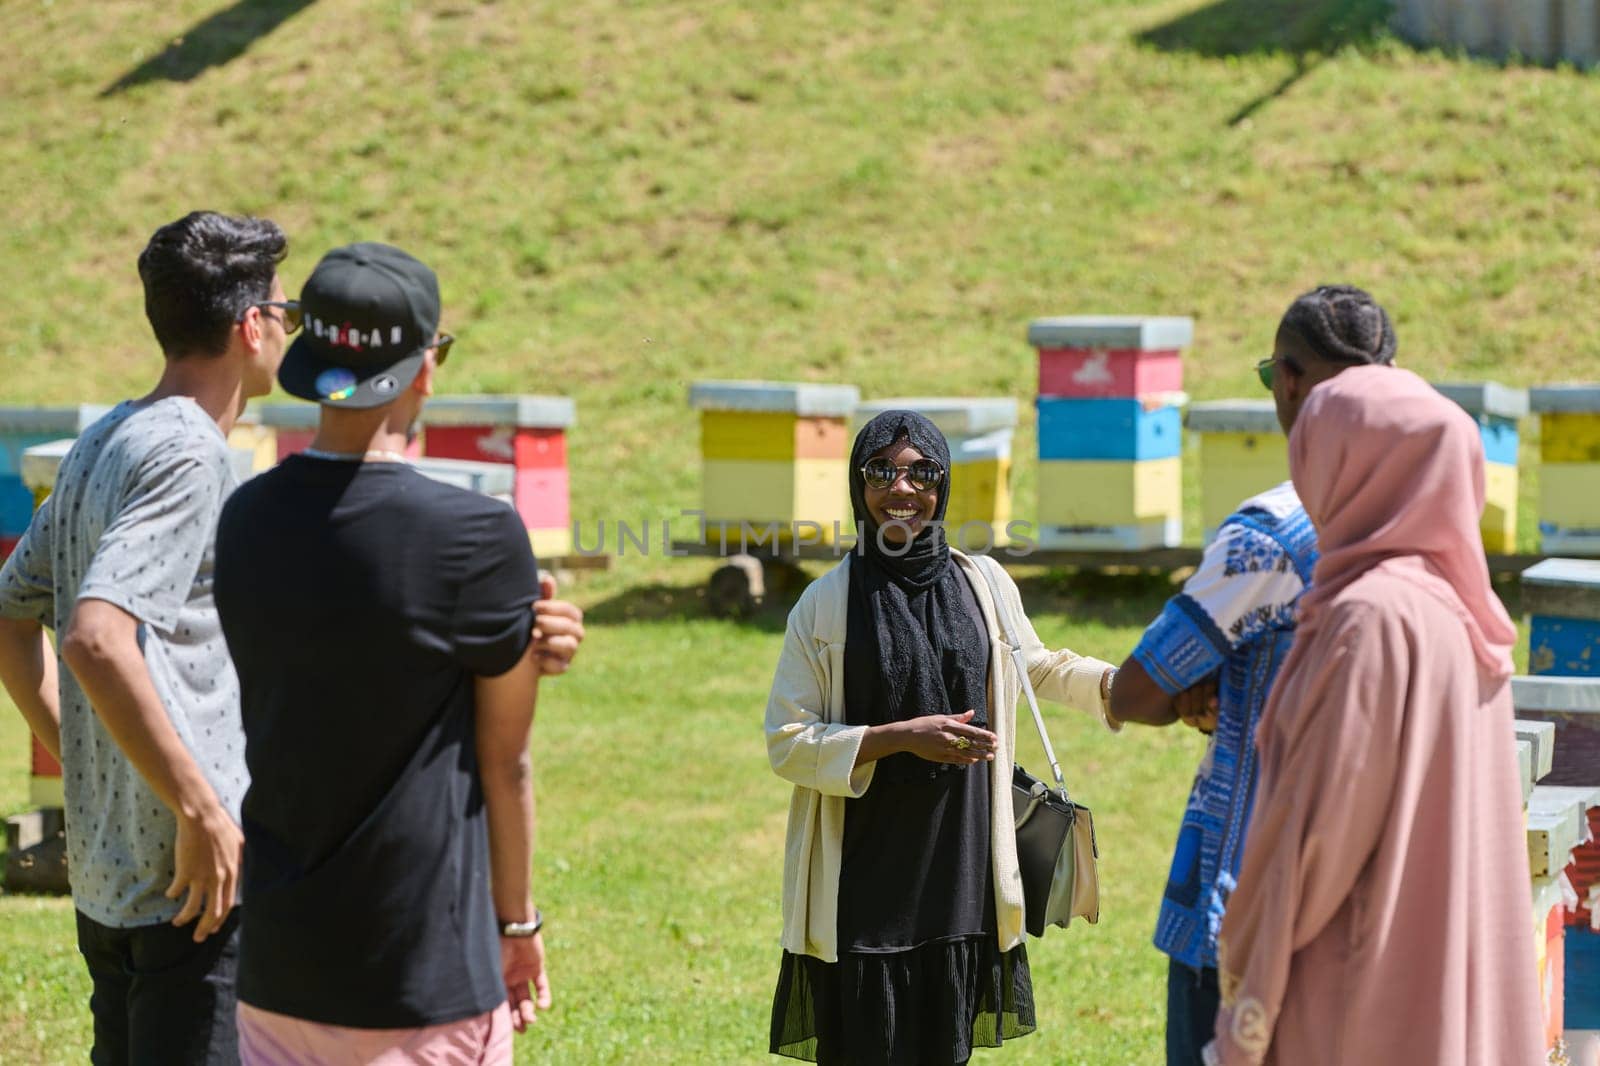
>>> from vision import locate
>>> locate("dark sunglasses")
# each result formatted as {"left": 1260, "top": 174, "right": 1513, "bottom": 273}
{"left": 860, "top": 457, "right": 944, "bottom": 491}
{"left": 429, "top": 333, "right": 455, "bottom": 366}
{"left": 246, "top": 300, "right": 303, "bottom": 334}
{"left": 1255, "top": 354, "right": 1302, "bottom": 391}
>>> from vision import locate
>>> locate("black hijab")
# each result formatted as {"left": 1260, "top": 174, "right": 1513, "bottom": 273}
{"left": 843, "top": 412, "right": 991, "bottom": 781}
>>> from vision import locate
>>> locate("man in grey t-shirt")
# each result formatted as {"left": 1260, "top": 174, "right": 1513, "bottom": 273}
{"left": 0, "top": 211, "right": 290, "bottom": 1065}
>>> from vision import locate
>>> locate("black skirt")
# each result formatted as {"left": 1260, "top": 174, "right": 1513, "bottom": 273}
{"left": 769, "top": 937, "right": 1036, "bottom": 1066}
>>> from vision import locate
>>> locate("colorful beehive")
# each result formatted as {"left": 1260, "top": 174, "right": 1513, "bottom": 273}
{"left": 1028, "top": 315, "right": 1189, "bottom": 400}
{"left": 1434, "top": 381, "right": 1527, "bottom": 554}
{"left": 852, "top": 398, "right": 1017, "bottom": 545}
{"left": 1029, "top": 316, "right": 1190, "bottom": 551}
{"left": 1532, "top": 386, "right": 1600, "bottom": 556}
{"left": 690, "top": 381, "right": 858, "bottom": 543}
{"left": 421, "top": 396, "right": 576, "bottom": 558}
{"left": 0, "top": 406, "right": 108, "bottom": 558}
{"left": 19, "top": 440, "right": 73, "bottom": 808}
{"left": 1186, "top": 400, "right": 1286, "bottom": 542}
{"left": 1517, "top": 566, "right": 1600, "bottom": 1051}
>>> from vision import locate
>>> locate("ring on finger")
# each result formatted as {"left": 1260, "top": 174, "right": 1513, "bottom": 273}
{"left": 952, "top": 736, "right": 972, "bottom": 750}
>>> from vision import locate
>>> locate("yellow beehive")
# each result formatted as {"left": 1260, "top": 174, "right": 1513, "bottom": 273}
{"left": 1435, "top": 383, "right": 1525, "bottom": 556}
{"left": 1532, "top": 387, "right": 1600, "bottom": 555}
{"left": 691, "top": 381, "right": 859, "bottom": 542}
{"left": 1036, "top": 457, "right": 1182, "bottom": 526}
{"left": 1187, "top": 401, "right": 1288, "bottom": 541}
{"left": 1482, "top": 462, "right": 1517, "bottom": 555}
{"left": 948, "top": 438, "right": 1012, "bottom": 535}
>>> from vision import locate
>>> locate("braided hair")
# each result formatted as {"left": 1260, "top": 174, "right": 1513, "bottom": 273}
{"left": 1279, "top": 285, "right": 1397, "bottom": 366}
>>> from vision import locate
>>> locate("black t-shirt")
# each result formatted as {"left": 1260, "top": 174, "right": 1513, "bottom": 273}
{"left": 214, "top": 457, "right": 539, "bottom": 1028}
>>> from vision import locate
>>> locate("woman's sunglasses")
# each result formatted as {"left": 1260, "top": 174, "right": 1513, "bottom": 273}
{"left": 1255, "top": 355, "right": 1302, "bottom": 390}
{"left": 860, "top": 457, "right": 944, "bottom": 491}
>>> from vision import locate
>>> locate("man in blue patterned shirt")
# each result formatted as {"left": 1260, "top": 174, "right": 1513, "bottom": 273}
{"left": 1108, "top": 284, "right": 1399, "bottom": 1066}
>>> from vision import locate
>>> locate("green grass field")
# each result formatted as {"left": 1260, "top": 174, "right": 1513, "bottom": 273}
{"left": 0, "top": 0, "right": 1590, "bottom": 1061}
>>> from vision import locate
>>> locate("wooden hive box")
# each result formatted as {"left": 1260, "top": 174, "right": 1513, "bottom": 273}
{"left": 421, "top": 396, "right": 577, "bottom": 558}
{"left": 1186, "top": 400, "right": 1287, "bottom": 541}
{"left": 1531, "top": 386, "right": 1600, "bottom": 556}
{"left": 690, "top": 381, "right": 859, "bottom": 543}
{"left": 1028, "top": 315, "right": 1190, "bottom": 400}
{"left": 1036, "top": 395, "right": 1183, "bottom": 550}
{"left": 1434, "top": 381, "right": 1527, "bottom": 554}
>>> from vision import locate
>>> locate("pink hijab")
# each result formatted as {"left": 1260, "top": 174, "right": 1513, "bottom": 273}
{"left": 1289, "top": 365, "right": 1516, "bottom": 680}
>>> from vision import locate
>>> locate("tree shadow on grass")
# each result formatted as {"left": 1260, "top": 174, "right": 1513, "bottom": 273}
{"left": 102, "top": 0, "right": 317, "bottom": 96}
{"left": 1135, "top": 0, "right": 1395, "bottom": 124}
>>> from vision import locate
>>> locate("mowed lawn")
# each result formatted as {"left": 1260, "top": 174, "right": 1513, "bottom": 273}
{"left": 1, "top": 563, "right": 1208, "bottom": 1064}
{"left": 0, "top": 558, "right": 1539, "bottom": 1063}
{"left": 0, "top": 0, "right": 1588, "bottom": 1060}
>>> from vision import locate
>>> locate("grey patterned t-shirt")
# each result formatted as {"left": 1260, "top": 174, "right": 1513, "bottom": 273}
{"left": 0, "top": 397, "right": 247, "bottom": 928}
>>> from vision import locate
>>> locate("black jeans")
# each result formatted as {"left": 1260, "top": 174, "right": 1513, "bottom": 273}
{"left": 74, "top": 909, "right": 241, "bottom": 1066}
{"left": 1165, "top": 958, "right": 1221, "bottom": 1066}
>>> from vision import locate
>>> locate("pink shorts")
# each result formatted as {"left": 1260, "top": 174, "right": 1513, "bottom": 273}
{"left": 238, "top": 1001, "right": 513, "bottom": 1065}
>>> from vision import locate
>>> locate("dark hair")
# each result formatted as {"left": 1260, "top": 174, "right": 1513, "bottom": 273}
{"left": 1280, "top": 285, "right": 1397, "bottom": 366}
{"left": 137, "top": 211, "right": 288, "bottom": 358}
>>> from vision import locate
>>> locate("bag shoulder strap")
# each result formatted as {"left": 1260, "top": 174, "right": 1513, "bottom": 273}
{"left": 972, "top": 554, "right": 1070, "bottom": 799}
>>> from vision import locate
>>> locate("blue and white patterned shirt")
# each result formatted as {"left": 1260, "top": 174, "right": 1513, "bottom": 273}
{"left": 1133, "top": 481, "right": 1318, "bottom": 971}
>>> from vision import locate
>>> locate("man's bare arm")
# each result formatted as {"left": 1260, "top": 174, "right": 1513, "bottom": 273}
{"left": 61, "top": 599, "right": 240, "bottom": 941}
{"left": 474, "top": 642, "right": 550, "bottom": 1030}
{"left": 0, "top": 617, "right": 61, "bottom": 760}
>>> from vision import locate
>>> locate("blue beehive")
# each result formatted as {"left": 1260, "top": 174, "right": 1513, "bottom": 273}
{"left": 1036, "top": 397, "right": 1182, "bottom": 461}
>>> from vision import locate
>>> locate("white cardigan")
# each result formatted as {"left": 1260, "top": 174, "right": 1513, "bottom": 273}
{"left": 765, "top": 550, "right": 1117, "bottom": 962}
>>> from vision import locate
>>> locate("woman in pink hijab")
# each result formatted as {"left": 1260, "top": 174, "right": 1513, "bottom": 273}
{"left": 1204, "top": 365, "right": 1544, "bottom": 1066}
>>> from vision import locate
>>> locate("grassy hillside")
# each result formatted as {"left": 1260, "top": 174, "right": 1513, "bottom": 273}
{"left": 4, "top": 0, "right": 1600, "bottom": 530}
{"left": 0, "top": 0, "right": 1589, "bottom": 1061}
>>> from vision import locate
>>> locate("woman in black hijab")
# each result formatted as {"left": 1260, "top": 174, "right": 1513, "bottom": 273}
{"left": 765, "top": 411, "right": 1118, "bottom": 1066}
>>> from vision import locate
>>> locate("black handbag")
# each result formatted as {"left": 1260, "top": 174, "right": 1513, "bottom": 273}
{"left": 976, "top": 556, "right": 1101, "bottom": 935}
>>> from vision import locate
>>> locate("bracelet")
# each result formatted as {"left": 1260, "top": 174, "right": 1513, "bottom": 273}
{"left": 1100, "top": 666, "right": 1116, "bottom": 703}
{"left": 499, "top": 908, "right": 543, "bottom": 938}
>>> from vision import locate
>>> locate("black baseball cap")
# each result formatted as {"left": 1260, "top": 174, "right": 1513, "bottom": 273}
{"left": 278, "top": 242, "right": 442, "bottom": 409}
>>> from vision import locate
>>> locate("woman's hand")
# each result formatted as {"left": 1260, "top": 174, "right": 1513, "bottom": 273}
{"left": 900, "top": 710, "right": 997, "bottom": 765}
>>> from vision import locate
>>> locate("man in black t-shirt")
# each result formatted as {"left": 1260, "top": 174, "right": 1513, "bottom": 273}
{"left": 215, "top": 243, "right": 579, "bottom": 1061}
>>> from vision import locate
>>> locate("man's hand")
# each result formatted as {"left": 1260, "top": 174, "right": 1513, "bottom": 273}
{"left": 501, "top": 931, "right": 552, "bottom": 1032}
{"left": 532, "top": 572, "right": 584, "bottom": 677}
{"left": 166, "top": 802, "right": 243, "bottom": 942}
{"left": 1176, "top": 677, "right": 1220, "bottom": 735}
